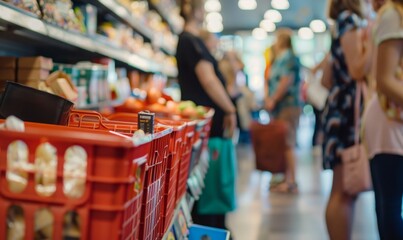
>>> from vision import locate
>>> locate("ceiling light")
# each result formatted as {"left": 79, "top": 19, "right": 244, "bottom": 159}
{"left": 271, "top": 0, "right": 289, "bottom": 10}
{"left": 238, "top": 0, "right": 257, "bottom": 10}
{"left": 260, "top": 19, "right": 276, "bottom": 32}
{"left": 264, "top": 9, "right": 282, "bottom": 23}
{"left": 298, "top": 27, "right": 314, "bottom": 40}
{"left": 205, "top": 0, "right": 221, "bottom": 12}
{"left": 252, "top": 28, "right": 267, "bottom": 40}
{"left": 309, "top": 19, "right": 326, "bottom": 33}
{"left": 206, "top": 12, "right": 223, "bottom": 23}
{"left": 207, "top": 21, "right": 223, "bottom": 33}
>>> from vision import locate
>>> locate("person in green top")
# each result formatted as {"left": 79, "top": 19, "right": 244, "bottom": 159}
{"left": 264, "top": 28, "right": 302, "bottom": 193}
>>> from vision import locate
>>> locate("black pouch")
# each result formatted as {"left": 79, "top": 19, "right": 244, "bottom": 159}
{"left": 0, "top": 82, "right": 74, "bottom": 125}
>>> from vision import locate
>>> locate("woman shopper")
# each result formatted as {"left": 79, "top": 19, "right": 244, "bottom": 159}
{"left": 363, "top": 0, "right": 403, "bottom": 239}
{"left": 265, "top": 29, "right": 301, "bottom": 193}
{"left": 322, "top": 0, "right": 372, "bottom": 239}
{"left": 176, "top": 0, "right": 237, "bottom": 230}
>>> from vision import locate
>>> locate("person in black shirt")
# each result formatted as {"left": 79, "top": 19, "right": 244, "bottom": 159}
{"left": 176, "top": 0, "right": 237, "bottom": 231}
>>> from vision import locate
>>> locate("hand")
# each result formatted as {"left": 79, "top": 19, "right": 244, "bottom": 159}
{"left": 223, "top": 112, "right": 237, "bottom": 138}
{"left": 265, "top": 97, "right": 276, "bottom": 111}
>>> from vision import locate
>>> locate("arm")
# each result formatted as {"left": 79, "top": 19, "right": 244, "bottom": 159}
{"left": 195, "top": 60, "right": 236, "bottom": 114}
{"left": 271, "top": 74, "right": 293, "bottom": 103}
{"left": 376, "top": 39, "right": 403, "bottom": 107}
{"left": 341, "top": 27, "right": 372, "bottom": 80}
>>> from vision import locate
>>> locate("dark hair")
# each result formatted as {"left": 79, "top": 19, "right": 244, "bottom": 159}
{"left": 180, "top": 0, "right": 204, "bottom": 21}
{"left": 328, "top": 0, "right": 364, "bottom": 20}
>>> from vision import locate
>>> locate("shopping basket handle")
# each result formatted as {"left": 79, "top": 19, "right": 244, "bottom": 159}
{"left": 68, "top": 109, "right": 109, "bottom": 130}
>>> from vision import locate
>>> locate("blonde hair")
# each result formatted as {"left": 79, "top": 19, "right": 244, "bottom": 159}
{"left": 328, "top": 0, "right": 364, "bottom": 20}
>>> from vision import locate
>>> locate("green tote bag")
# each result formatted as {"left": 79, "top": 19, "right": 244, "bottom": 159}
{"left": 197, "top": 137, "right": 237, "bottom": 214}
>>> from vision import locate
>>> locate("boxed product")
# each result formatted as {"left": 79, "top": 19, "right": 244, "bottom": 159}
{"left": 46, "top": 71, "right": 78, "bottom": 101}
{"left": 19, "top": 56, "right": 53, "bottom": 70}
{"left": 18, "top": 69, "right": 49, "bottom": 81}
{"left": 0, "top": 69, "right": 16, "bottom": 81}
{"left": 0, "top": 57, "right": 17, "bottom": 68}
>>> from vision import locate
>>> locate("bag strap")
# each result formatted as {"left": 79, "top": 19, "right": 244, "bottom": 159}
{"left": 354, "top": 82, "right": 363, "bottom": 145}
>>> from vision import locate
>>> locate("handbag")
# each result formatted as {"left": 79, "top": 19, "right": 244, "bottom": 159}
{"left": 340, "top": 82, "right": 372, "bottom": 195}
{"left": 306, "top": 70, "right": 329, "bottom": 110}
{"left": 250, "top": 120, "right": 288, "bottom": 173}
{"left": 197, "top": 137, "right": 237, "bottom": 214}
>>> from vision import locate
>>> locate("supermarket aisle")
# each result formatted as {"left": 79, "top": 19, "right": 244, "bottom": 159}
{"left": 227, "top": 115, "right": 379, "bottom": 240}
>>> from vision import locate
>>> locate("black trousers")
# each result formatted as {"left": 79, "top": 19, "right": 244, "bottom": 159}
{"left": 370, "top": 154, "right": 403, "bottom": 240}
{"left": 191, "top": 201, "right": 227, "bottom": 230}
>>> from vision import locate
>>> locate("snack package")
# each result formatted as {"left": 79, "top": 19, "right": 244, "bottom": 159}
{"left": 34, "top": 208, "right": 54, "bottom": 239}
{"left": 6, "top": 206, "right": 25, "bottom": 240}
{"left": 6, "top": 140, "right": 30, "bottom": 193}
{"left": 35, "top": 143, "right": 57, "bottom": 196}
{"left": 63, "top": 146, "right": 87, "bottom": 199}
{"left": 63, "top": 211, "right": 81, "bottom": 239}
{"left": 5, "top": 0, "right": 42, "bottom": 17}
{"left": 38, "top": 0, "right": 83, "bottom": 32}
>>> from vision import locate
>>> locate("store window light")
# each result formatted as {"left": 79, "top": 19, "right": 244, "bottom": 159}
{"left": 205, "top": 0, "right": 221, "bottom": 12}
{"left": 309, "top": 19, "right": 326, "bottom": 33}
{"left": 207, "top": 21, "right": 223, "bottom": 33}
{"left": 206, "top": 12, "right": 223, "bottom": 23}
{"left": 298, "top": 27, "right": 314, "bottom": 40}
{"left": 252, "top": 28, "right": 267, "bottom": 40}
{"left": 260, "top": 19, "right": 276, "bottom": 32}
{"left": 238, "top": 0, "right": 257, "bottom": 10}
{"left": 271, "top": 0, "right": 289, "bottom": 10}
{"left": 264, "top": 9, "right": 282, "bottom": 23}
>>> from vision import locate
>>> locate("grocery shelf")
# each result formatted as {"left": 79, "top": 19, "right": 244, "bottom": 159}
{"left": 88, "top": 0, "right": 177, "bottom": 55}
{"left": 91, "top": 0, "right": 154, "bottom": 40}
{"left": 149, "top": 1, "right": 182, "bottom": 35}
{"left": 0, "top": 2, "right": 178, "bottom": 77}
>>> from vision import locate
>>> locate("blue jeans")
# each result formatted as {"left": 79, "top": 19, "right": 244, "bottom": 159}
{"left": 370, "top": 154, "right": 403, "bottom": 240}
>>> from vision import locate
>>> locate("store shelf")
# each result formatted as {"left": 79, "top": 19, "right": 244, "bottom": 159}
{"left": 0, "top": 2, "right": 177, "bottom": 77}
{"left": 91, "top": 0, "right": 154, "bottom": 40}
{"left": 149, "top": 1, "right": 181, "bottom": 35}
{"left": 88, "top": 0, "right": 176, "bottom": 55}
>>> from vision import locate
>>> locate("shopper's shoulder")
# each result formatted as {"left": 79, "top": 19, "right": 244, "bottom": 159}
{"left": 376, "top": 5, "right": 403, "bottom": 44}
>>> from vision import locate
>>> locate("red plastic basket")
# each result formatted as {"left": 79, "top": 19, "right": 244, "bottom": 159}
{"left": 68, "top": 110, "right": 173, "bottom": 240}
{"left": 107, "top": 112, "right": 187, "bottom": 236}
{"left": 0, "top": 116, "right": 150, "bottom": 240}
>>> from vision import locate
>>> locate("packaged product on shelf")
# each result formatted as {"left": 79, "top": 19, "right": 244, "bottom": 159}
{"left": 75, "top": 3, "right": 97, "bottom": 35}
{"left": 0, "top": 69, "right": 16, "bottom": 81}
{"left": 17, "top": 69, "right": 49, "bottom": 81}
{"left": 75, "top": 62, "right": 110, "bottom": 106}
{"left": 38, "top": 0, "right": 83, "bottom": 32}
{"left": 0, "top": 57, "right": 17, "bottom": 68}
{"left": 52, "top": 63, "right": 79, "bottom": 85}
{"left": 46, "top": 71, "right": 78, "bottom": 101}
{"left": 0, "top": 57, "right": 17, "bottom": 90}
{"left": 4, "top": 0, "right": 42, "bottom": 17}
{"left": 19, "top": 56, "right": 53, "bottom": 70}
{"left": 130, "top": 0, "right": 148, "bottom": 23}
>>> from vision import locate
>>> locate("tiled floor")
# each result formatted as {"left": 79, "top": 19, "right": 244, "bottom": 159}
{"left": 227, "top": 115, "right": 379, "bottom": 240}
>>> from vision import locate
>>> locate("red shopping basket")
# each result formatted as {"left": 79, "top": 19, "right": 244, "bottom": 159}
{"left": 0, "top": 115, "right": 150, "bottom": 240}
{"left": 107, "top": 112, "right": 187, "bottom": 236}
{"left": 68, "top": 110, "right": 173, "bottom": 240}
